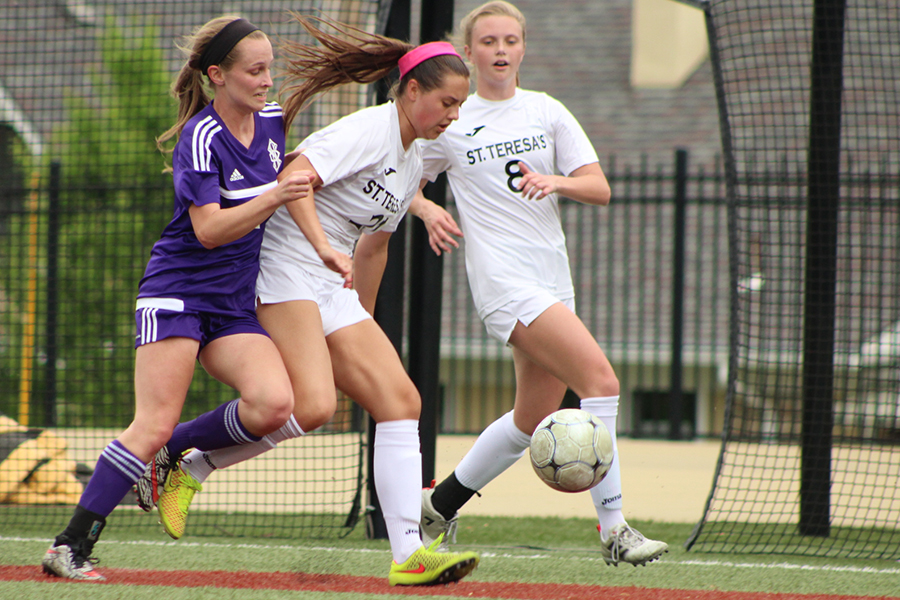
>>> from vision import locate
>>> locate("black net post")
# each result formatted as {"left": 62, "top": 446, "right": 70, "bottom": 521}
{"left": 669, "top": 148, "right": 688, "bottom": 440}
{"left": 408, "top": 0, "right": 455, "bottom": 487}
{"left": 366, "top": 0, "right": 411, "bottom": 541}
{"left": 44, "top": 161, "right": 61, "bottom": 428}
{"left": 800, "top": 0, "right": 846, "bottom": 539}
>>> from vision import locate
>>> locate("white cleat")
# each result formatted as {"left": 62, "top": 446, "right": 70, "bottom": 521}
{"left": 42, "top": 542, "right": 106, "bottom": 581}
{"left": 599, "top": 523, "right": 668, "bottom": 566}
{"left": 421, "top": 487, "right": 458, "bottom": 550}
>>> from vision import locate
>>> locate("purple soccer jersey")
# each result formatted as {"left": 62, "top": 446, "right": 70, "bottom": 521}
{"left": 138, "top": 102, "right": 285, "bottom": 314}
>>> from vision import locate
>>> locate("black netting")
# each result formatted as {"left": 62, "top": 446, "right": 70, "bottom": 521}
{"left": 687, "top": 0, "right": 900, "bottom": 559}
{"left": 0, "top": 0, "right": 385, "bottom": 538}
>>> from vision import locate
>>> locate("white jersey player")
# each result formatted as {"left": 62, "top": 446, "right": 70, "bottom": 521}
{"left": 153, "top": 15, "right": 481, "bottom": 587}
{"left": 410, "top": 1, "right": 669, "bottom": 567}
{"left": 259, "top": 102, "right": 421, "bottom": 291}
{"left": 420, "top": 88, "right": 595, "bottom": 321}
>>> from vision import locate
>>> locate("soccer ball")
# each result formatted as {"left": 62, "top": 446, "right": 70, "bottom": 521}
{"left": 530, "top": 408, "right": 614, "bottom": 493}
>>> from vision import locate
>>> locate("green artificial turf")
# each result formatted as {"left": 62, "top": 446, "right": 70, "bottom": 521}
{"left": 1, "top": 515, "right": 898, "bottom": 599}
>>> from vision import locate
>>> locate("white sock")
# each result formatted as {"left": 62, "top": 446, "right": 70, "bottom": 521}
{"left": 455, "top": 411, "right": 532, "bottom": 491}
{"left": 581, "top": 396, "right": 626, "bottom": 536}
{"left": 182, "top": 415, "right": 305, "bottom": 483}
{"left": 374, "top": 419, "right": 423, "bottom": 563}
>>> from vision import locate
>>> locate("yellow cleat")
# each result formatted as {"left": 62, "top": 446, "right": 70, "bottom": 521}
{"left": 157, "top": 462, "right": 202, "bottom": 540}
{"left": 388, "top": 533, "right": 479, "bottom": 586}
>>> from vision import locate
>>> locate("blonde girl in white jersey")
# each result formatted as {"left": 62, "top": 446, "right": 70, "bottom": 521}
{"left": 410, "top": 1, "right": 668, "bottom": 567}
{"left": 154, "top": 14, "right": 479, "bottom": 587}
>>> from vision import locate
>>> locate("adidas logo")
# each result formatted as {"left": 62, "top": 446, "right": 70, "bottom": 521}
{"left": 229, "top": 169, "right": 244, "bottom": 182}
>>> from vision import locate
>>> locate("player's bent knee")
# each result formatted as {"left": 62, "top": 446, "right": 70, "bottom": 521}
{"left": 578, "top": 372, "right": 620, "bottom": 399}
{"left": 293, "top": 389, "right": 337, "bottom": 432}
{"left": 122, "top": 420, "right": 175, "bottom": 458}
{"left": 393, "top": 385, "right": 422, "bottom": 420}
{"left": 299, "top": 401, "right": 336, "bottom": 432}
{"left": 249, "top": 408, "right": 292, "bottom": 436}
{"left": 238, "top": 389, "right": 294, "bottom": 435}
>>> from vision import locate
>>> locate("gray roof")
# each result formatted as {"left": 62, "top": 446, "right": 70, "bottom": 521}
{"left": 2, "top": 0, "right": 723, "bottom": 168}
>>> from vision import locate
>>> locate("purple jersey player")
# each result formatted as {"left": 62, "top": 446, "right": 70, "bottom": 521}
{"left": 41, "top": 17, "right": 311, "bottom": 582}
{"left": 137, "top": 100, "right": 287, "bottom": 318}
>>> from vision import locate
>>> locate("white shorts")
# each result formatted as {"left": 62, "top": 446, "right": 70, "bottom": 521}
{"left": 482, "top": 289, "right": 576, "bottom": 344}
{"left": 256, "top": 261, "right": 371, "bottom": 337}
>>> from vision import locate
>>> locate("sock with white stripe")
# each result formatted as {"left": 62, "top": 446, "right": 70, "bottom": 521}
{"left": 374, "top": 420, "right": 423, "bottom": 564}
{"left": 182, "top": 415, "right": 305, "bottom": 483}
{"left": 166, "top": 398, "right": 261, "bottom": 458}
{"left": 78, "top": 439, "right": 145, "bottom": 516}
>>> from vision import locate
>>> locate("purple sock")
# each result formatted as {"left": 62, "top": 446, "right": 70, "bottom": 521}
{"left": 79, "top": 440, "right": 145, "bottom": 516}
{"left": 166, "top": 398, "right": 261, "bottom": 457}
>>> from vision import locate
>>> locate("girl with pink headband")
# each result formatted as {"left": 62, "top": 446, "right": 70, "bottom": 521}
{"left": 398, "top": 41, "right": 460, "bottom": 78}
{"left": 140, "top": 14, "right": 481, "bottom": 587}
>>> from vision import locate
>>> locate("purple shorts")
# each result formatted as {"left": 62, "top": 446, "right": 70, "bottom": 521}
{"left": 134, "top": 297, "right": 268, "bottom": 350}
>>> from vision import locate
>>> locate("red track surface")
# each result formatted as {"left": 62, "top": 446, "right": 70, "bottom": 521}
{"left": 0, "top": 565, "right": 881, "bottom": 600}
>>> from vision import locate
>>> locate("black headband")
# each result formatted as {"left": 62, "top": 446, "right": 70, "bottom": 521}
{"left": 198, "top": 18, "right": 261, "bottom": 75}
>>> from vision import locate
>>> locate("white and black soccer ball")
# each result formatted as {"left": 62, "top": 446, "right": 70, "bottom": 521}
{"left": 529, "top": 408, "right": 614, "bottom": 493}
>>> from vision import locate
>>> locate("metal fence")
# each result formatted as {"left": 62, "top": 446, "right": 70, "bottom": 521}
{"left": 0, "top": 0, "right": 732, "bottom": 539}
{"left": 1, "top": 151, "right": 729, "bottom": 437}
{"left": 0, "top": 143, "right": 726, "bottom": 534}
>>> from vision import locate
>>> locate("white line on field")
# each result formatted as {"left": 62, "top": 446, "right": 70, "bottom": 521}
{"left": 677, "top": 559, "right": 900, "bottom": 575}
{"left": 2, "top": 537, "right": 899, "bottom": 575}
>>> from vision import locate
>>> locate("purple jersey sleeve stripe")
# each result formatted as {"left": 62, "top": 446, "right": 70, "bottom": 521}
{"left": 191, "top": 116, "right": 221, "bottom": 172}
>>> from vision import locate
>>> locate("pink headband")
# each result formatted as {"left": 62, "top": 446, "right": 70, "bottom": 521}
{"left": 398, "top": 41, "right": 461, "bottom": 79}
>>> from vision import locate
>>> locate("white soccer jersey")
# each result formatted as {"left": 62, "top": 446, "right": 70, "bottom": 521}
{"left": 421, "top": 89, "right": 599, "bottom": 318}
{"left": 261, "top": 102, "right": 421, "bottom": 283}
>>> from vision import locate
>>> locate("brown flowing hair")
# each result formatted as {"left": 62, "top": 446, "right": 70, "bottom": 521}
{"left": 279, "top": 13, "right": 469, "bottom": 133}
{"left": 156, "top": 16, "right": 269, "bottom": 158}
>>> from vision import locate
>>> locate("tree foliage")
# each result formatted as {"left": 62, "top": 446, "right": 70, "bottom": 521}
{"left": 37, "top": 17, "right": 177, "bottom": 425}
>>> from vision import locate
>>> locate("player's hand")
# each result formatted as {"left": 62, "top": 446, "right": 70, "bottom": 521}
{"left": 275, "top": 170, "right": 313, "bottom": 205}
{"left": 318, "top": 246, "right": 353, "bottom": 286}
{"left": 346, "top": 261, "right": 355, "bottom": 290}
{"left": 516, "top": 162, "right": 558, "bottom": 200}
{"left": 417, "top": 200, "right": 462, "bottom": 256}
